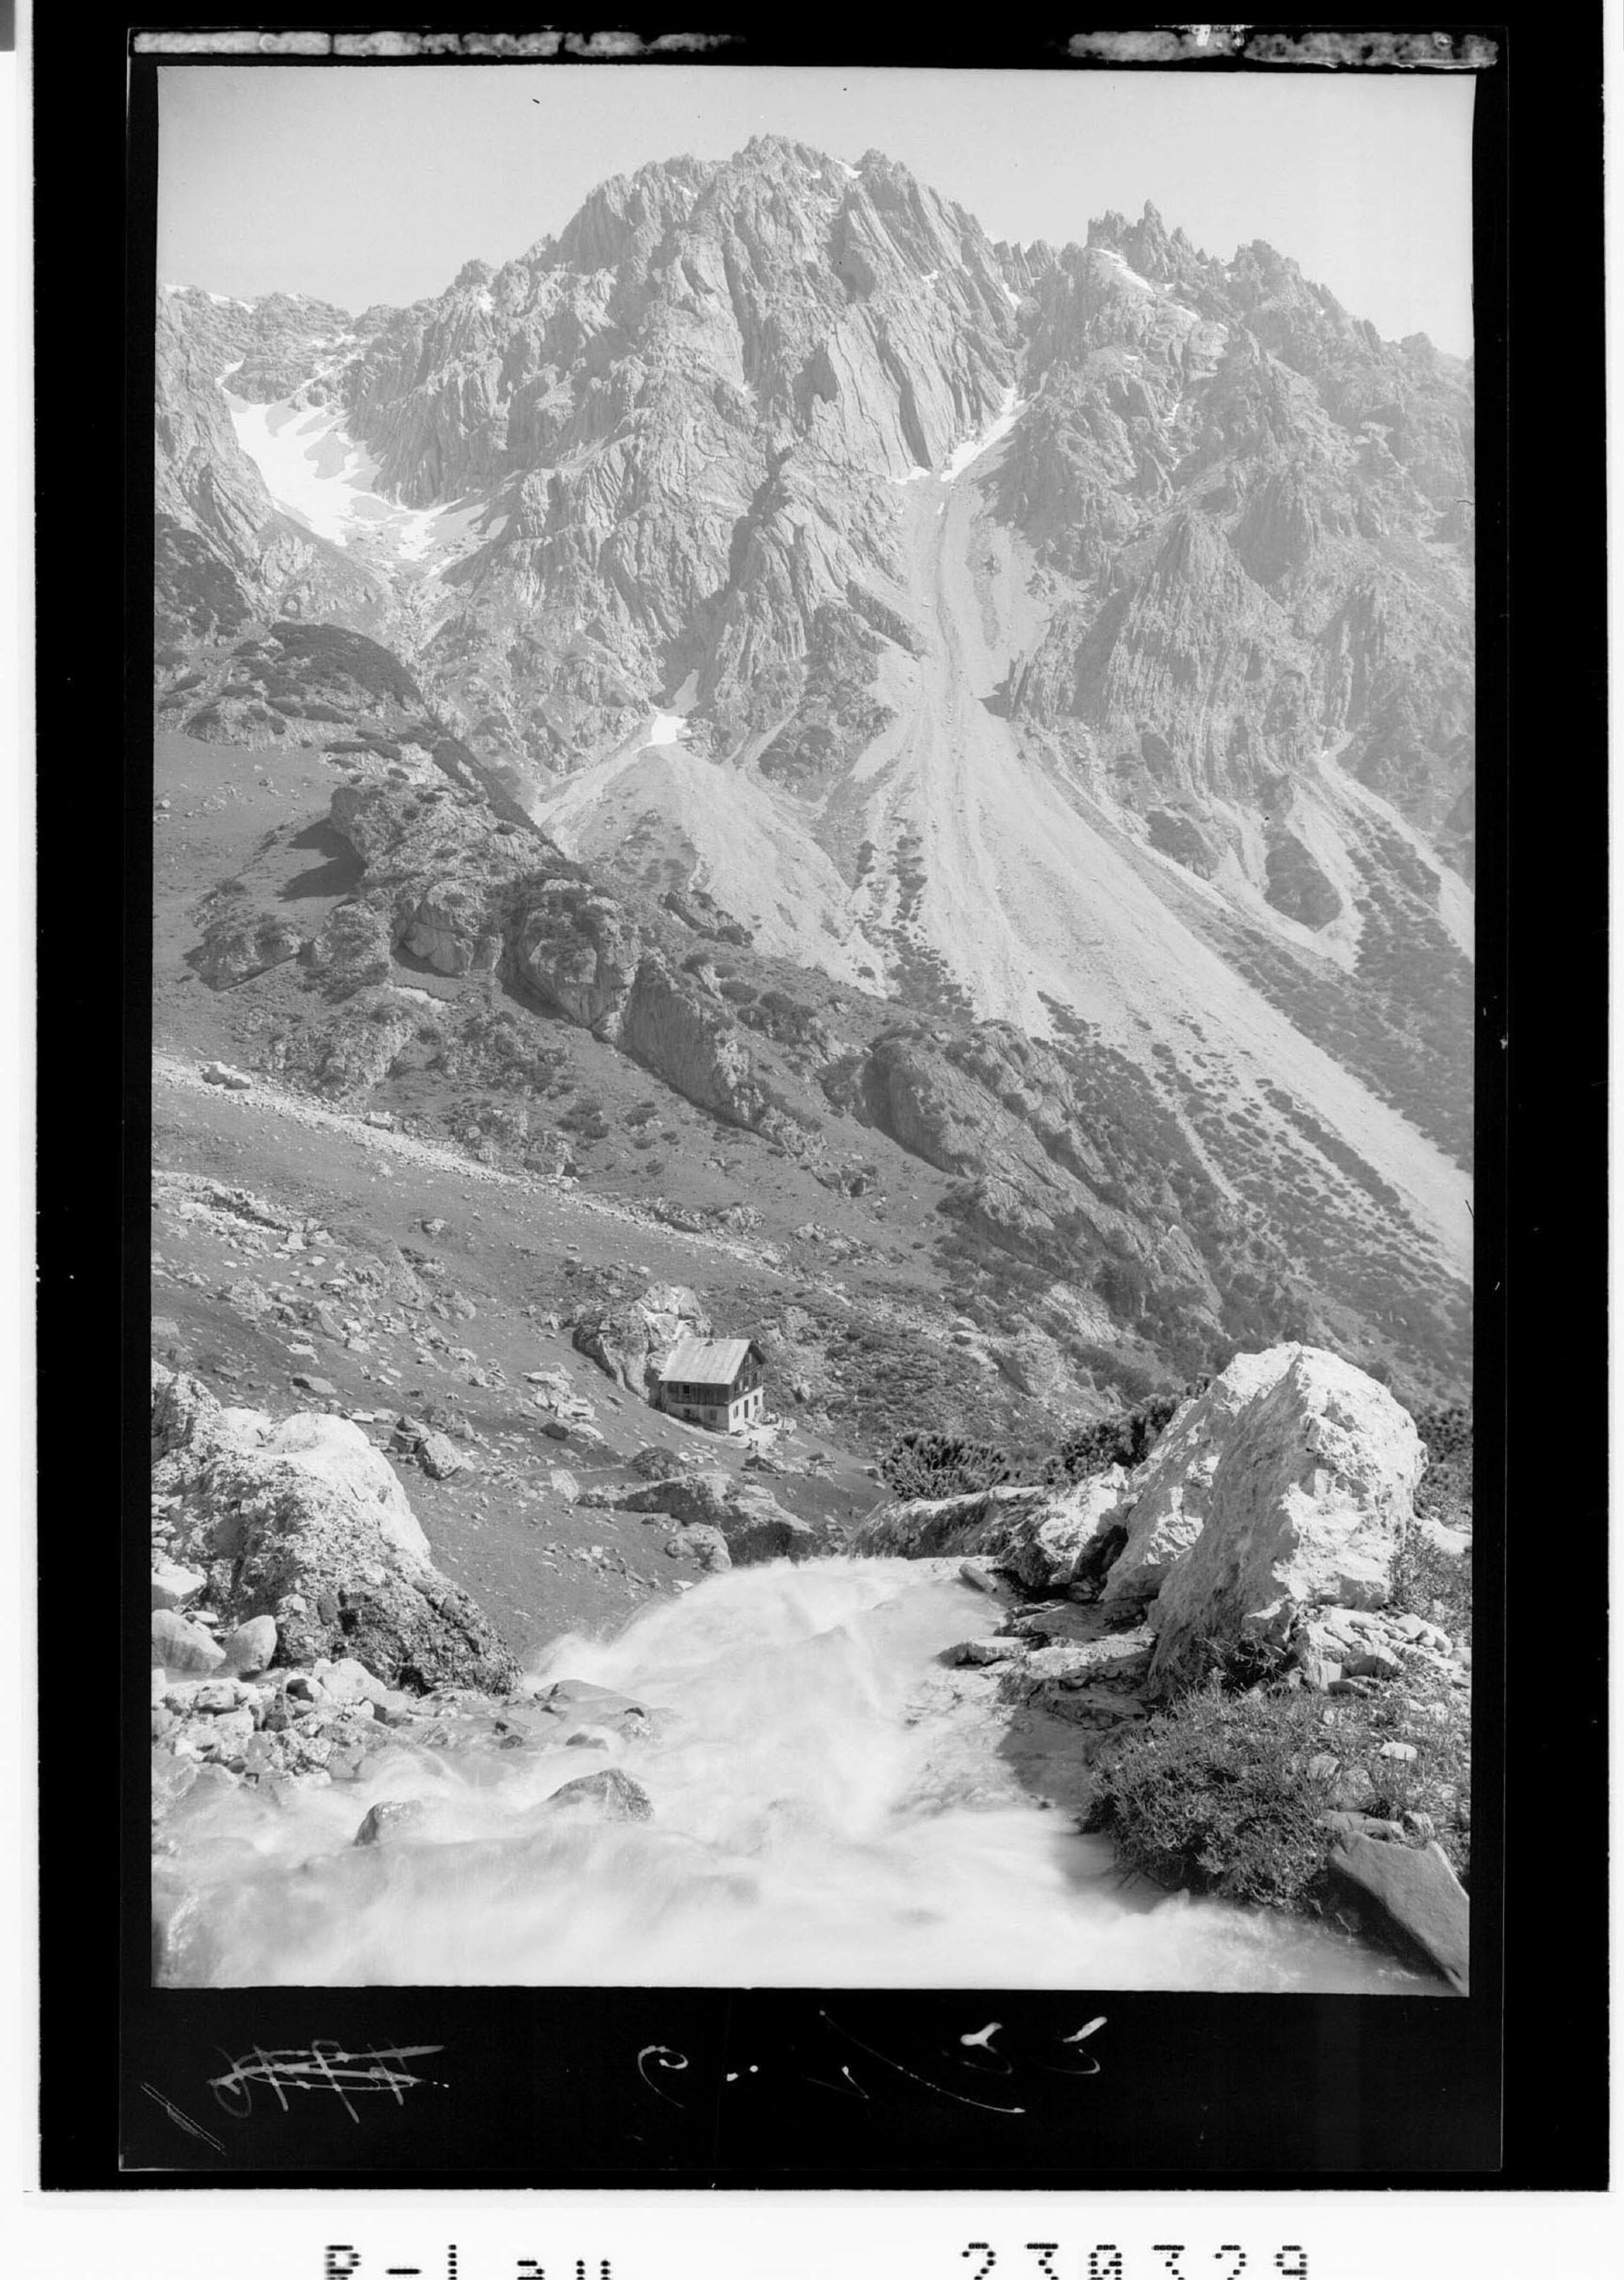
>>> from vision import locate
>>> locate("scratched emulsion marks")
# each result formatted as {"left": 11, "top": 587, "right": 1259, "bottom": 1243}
{"left": 153, "top": 1557, "right": 1419, "bottom": 1991}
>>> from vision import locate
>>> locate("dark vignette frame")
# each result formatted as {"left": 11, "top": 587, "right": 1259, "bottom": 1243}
{"left": 28, "top": 12, "right": 1604, "bottom": 2193}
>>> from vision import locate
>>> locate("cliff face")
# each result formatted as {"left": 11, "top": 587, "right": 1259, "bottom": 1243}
{"left": 158, "top": 145, "right": 1471, "bottom": 858}
{"left": 153, "top": 139, "right": 1475, "bottom": 1400}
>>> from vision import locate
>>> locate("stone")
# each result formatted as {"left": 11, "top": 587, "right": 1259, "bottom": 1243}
{"left": 666, "top": 1524, "right": 732, "bottom": 1572}
{"left": 200, "top": 1707, "right": 257, "bottom": 1762}
{"left": 1112, "top": 1351, "right": 1423, "bottom": 1654}
{"left": 187, "top": 1679, "right": 248, "bottom": 1715}
{"left": 539, "top": 1680, "right": 654, "bottom": 1735}
{"left": 571, "top": 1282, "right": 711, "bottom": 1394}
{"left": 291, "top": 1373, "right": 339, "bottom": 1398}
{"left": 150, "top": 1366, "right": 519, "bottom": 1696}
{"left": 543, "top": 1768, "right": 654, "bottom": 1821}
{"left": 353, "top": 1799, "right": 431, "bottom": 1846}
{"left": 151, "top": 1609, "right": 227, "bottom": 1675}
{"left": 417, "top": 1431, "right": 467, "bottom": 1480}
{"left": 1301, "top": 1655, "right": 1342, "bottom": 1693}
{"left": 951, "top": 1637, "right": 1023, "bottom": 1665}
{"left": 614, "top": 1471, "right": 814, "bottom": 1564}
{"left": 855, "top": 1471, "right": 1131, "bottom": 1594}
{"left": 312, "top": 1656, "right": 395, "bottom": 1708}
{"left": 994, "top": 1327, "right": 1070, "bottom": 1400}
{"left": 1346, "top": 1649, "right": 1403, "bottom": 1682}
{"left": 1327, "top": 1835, "right": 1469, "bottom": 1994}
{"left": 220, "top": 1615, "right": 278, "bottom": 1676}
{"left": 1378, "top": 1740, "right": 1418, "bottom": 1762}
{"left": 547, "top": 1468, "right": 581, "bottom": 1501}
{"left": 1317, "top": 1811, "right": 1405, "bottom": 1842}
{"left": 150, "top": 1559, "right": 207, "bottom": 1612}
{"left": 1128, "top": 1348, "right": 1424, "bottom": 1695}
{"left": 201, "top": 1061, "right": 253, "bottom": 1089}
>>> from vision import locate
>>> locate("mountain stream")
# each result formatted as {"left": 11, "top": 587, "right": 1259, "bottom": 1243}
{"left": 153, "top": 1557, "right": 1422, "bottom": 1990}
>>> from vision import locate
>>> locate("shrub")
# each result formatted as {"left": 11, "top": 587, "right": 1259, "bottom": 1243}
{"left": 879, "top": 1430, "right": 1010, "bottom": 1501}
{"left": 1387, "top": 1520, "right": 1472, "bottom": 1647}
{"left": 1085, "top": 1679, "right": 1332, "bottom": 1909}
{"left": 1088, "top": 1657, "right": 1471, "bottom": 1905}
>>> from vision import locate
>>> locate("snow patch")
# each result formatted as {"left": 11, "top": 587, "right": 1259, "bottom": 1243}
{"left": 1097, "top": 246, "right": 1156, "bottom": 294}
{"left": 939, "top": 384, "right": 1026, "bottom": 480}
{"left": 219, "top": 375, "right": 501, "bottom": 571}
{"left": 645, "top": 710, "right": 689, "bottom": 748}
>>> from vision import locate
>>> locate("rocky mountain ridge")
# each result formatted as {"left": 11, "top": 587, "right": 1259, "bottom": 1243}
{"left": 154, "top": 136, "right": 1474, "bottom": 1403}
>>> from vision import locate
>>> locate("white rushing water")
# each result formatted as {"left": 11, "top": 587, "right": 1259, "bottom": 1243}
{"left": 153, "top": 1558, "right": 1420, "bottom": 1991}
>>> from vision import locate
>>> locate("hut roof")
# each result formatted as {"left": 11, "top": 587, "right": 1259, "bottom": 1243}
{"left": 657, "top": 1338, "right": 756, "bottom": 1385}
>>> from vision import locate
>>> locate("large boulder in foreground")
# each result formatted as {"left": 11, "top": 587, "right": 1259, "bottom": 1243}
{"left": 1140, "top": 1346, "right": 1425, "bottom": 1694}
{"left": 852, "top": 1472, "right": 1131, "bottom": 1593}
{"left": 150, "top": 1364, "right": 519, "bottom": 1694}
{"left": 1099, "top": 1350, "right": 1292, "bottom": 1611}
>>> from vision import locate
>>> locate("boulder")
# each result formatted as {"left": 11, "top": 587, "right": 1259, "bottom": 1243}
{"left": 950, "top": 1637, "right": 1023, "bottom": 1665}
{"left": 417, "top": 1431, "right": 467, "bottom": 1480}
{"left": 1326, "top": 1835, "right": 1469, "bottom": 1994}
{"left": 543, "top": 1768, "right": 653, "bottom": 1821}
{"left": 150, "top": 1559, "right": 207, "bottom": 1612}
{"left": 221, "top": 1615, "right": 278, "bottom": 1675}
{"left": 151, "top": 1610, "right": 227, "bottom": 1675}
{"left": 1101, "top": 1354, "right": 1287, "bottom": 1610}
{"left": 666, "top": 1524, "right": 732, "bottom": 1572}
{"left": 353, "top": 1798, "right": 431, "bottom": 1847}
{"left": 149, "top": 1366, "right": 518, "bottom": 1695}
{"left": 616, "top": 1471, "right": 813, "bottom": 1564}
{"left": 994, "top": 1327, "right": 1070, "bottom": 1400}
{"left": 200, "top": 1061, "right": 253, "bottom": 1089}
{"left": 198, "top": 913, "right": 305, "bottom": 990}
{"left": 854, "top": 1471, "right": 1130, "bottom": 1594}
{"left": 720, "top": 1493, "right": 816, "bottom": 1565}
{"left": 1123, "top": 1348, "right": 1424, "bottom": 1694}
{"left": 571, "top": 1282, "right": 710, "bottom": 1394}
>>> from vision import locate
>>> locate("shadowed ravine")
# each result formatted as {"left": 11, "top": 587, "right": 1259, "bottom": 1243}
{"left": 153, "top": 1557, "right": 1421, "bottom": 1991}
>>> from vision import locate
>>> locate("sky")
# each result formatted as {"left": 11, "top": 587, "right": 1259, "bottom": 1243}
{"left": 158, "top": 64, "right": 1476, "bottom": 355}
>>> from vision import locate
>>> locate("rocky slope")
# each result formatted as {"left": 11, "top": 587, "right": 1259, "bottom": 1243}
{"left": 154, "top": 136, "right": 1474, "bottom": 1405}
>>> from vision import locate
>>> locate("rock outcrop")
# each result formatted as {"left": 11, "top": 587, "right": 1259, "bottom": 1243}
{"left": 571, "top": 1282, "right": 711, "bottom": 1395}
{"left": 150, "top": 1364, "right": 519, "bottom": 1693}
{"left": 610, "top": 1470, "right": 816, "bottom": 1564}
{"left": 854, "top": 1471, "right": 1130, "bottom": 1593}
{"left": 1141, "top": 1347, "right": 1424, "bottom": 1693}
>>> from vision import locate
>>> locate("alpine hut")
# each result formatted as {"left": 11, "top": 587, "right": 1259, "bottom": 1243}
{"left": 654, "top": 1338, "right": 767, "bottom": 1433}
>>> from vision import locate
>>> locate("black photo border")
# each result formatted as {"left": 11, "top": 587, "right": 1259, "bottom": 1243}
{"left": 30, "top": 13, "right": 1606, "bottom": 2195}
